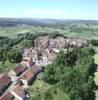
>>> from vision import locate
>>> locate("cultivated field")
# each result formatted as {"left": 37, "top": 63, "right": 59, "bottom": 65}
{"left": 0, "top": 24, "right": 98, "bottom": 40}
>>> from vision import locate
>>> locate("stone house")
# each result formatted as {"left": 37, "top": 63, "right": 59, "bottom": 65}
{"left": 22, "top": 56, "right": 34, "bottom": 67}
{"left": 34, "top": 36, "right": 50, "bottom": 50}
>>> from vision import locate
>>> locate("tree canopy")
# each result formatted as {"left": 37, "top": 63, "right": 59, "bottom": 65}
{"left": 43, "top": 48, "right": 95, "bottom": 100}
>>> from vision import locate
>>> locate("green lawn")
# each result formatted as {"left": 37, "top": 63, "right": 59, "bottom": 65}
{"left": 53, "top": 88, "right": 70, "bottom": 100}
{"left": 94, "top": 53, "right": 98, "bottom": 85}
{"left": 94, "top": 53, "right": 98, "bottom": 100}
{"left": 28, "top": 79, "right": 51, "bottom": 96}
{"left": 95, "top": 90, "right": 98, "bottom": 100}
{"left": 0, "top": 26, "right": 32, "bottom": 38}
{"left": 29, "top": 79, "right": 52, "bottom": 100}
{"left": 0, "top": 60, "right": 15, "bottom": 73}
{"left": 94, "top": 53, "right": 98, "bottom": 65}
{"left": 13, "top": 40, "right": 32, "bottom": 50}
{"left": 94, "top": 72, "right": 98, "bottom": 86}
{"left": 29, "top": 79, "right": 70, "bottom": 100}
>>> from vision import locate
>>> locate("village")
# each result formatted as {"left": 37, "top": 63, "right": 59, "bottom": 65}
{"left": 0, "top": 35, "right": 88, "bottom": 100}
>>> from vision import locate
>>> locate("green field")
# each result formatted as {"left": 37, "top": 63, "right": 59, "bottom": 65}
{"left": 0, "top": 60, "right": 15, "bottom": 73}
{"left": 28, "top": 79, "right": 51, "bottom": 100}
{"left": 94, "top": 54, "right": 98, "bottom": 65}
{"left": 94, "top": 53, "right": 98, "bottom": 100}
{"left": 0, "top": 24, "right": 98, "bottom": 40}
{"left": 52, "top": 88, "right": 70, "bottom": 100}
{"left": 29, "top": 80, "right": 69, "bottom": 100}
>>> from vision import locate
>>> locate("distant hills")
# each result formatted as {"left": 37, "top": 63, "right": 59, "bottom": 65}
{"left": 0, "top": 18, "right": 98, "bottom": 27}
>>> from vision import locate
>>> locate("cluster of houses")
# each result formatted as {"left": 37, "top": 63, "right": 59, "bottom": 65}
{"left": 23, "top": 36, "right": 88, "bottom": 67}
{"left": 0, "top": 54, "right": 42, "bottom": 100}
{"left": 0, "top": 35, "right": 88, "bottom": 100}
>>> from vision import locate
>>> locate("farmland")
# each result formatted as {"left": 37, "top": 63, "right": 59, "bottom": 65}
{"left": 0, "top": 23, "right": 98, "bottom": 40}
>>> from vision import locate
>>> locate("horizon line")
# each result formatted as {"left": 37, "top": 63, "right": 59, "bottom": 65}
{"left": 0, "top": 17, "right": 98, "bottom": 21}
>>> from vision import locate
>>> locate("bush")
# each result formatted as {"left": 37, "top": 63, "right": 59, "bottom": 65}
{"left": 8, "top": 49, "right": 22, "bottom": 63}
{"left": 91, "top": 39, "right": 98, "bottom": 46}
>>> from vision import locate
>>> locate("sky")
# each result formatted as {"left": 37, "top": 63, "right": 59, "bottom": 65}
{"left": 0, "top": 0, "right": 98, "bottom": 20}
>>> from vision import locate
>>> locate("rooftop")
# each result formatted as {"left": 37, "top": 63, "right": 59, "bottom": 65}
{"left": 0, "top": 74, "right": 11, "bottom": 96}
{"left": 22, "top": 69, "right": 34, "bottom": 81}
{"left": 14, "top": 64, "right": 27, "bottom": 76}
{"left": 0, "top": 92, "right": 14, "bottom": 100}
{"left": 12, "top": 85, "right": 26, "bottom": 99}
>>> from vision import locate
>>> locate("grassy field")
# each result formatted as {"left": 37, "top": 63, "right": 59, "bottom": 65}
{"left": 0, "top": 25, "right": 32, "bottom": 38}
{"left": 94, "top": 53, "right": 98, "bottom": 65}
{"left": 52, "top": 88, "right": 70, "bottom": 100}
{"left": 0, "top": 60, "right": 15, "bottom": 74}
{"left": 94, "top": 53, "right": 98, "bottom": 85}
{"left": 13, "top": 40, "right": 32, "bottom": 50}
{"left": 28, "top": 79, "right": 51, "bottom": 100}
{"left": 0, "top": 24, "right": 98, "bottom": 40}
{"left": 94, "top": 53, "right": 98, "bottom": 100}
{"left": 95, "top": 90, "right": 98, "bottom": 100}
{"left": 28, "top": 79, "right": 51, "bottom": 96}
{"left": 28, "top": 79, "right": 70, "bottom": 100}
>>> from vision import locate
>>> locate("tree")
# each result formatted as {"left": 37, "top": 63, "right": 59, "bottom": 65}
{"left": 69, "top": 87, "right": 82, "bottom": 100}
{"left": 43, "top": 47, "right": 95, "bottom": 100}
{"left": 2, "top": 51, "right": 7, "bottom": 65}
{"left": 8, "top": 49, "right": 22, "bottom": 63}
{"left": 91, "top": 39, "right": 98, "bottom": 46}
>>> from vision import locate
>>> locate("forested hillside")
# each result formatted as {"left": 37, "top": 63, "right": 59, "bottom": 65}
{"left": 30, "top": 48, "right": 95, "bottom": 100}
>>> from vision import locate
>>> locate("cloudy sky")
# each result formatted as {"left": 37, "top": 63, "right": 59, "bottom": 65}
{"left": 0, "top": 0, "right": 98, "bottom": 19}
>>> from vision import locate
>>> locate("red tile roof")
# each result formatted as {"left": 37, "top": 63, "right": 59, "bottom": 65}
{"left": 22, "top": 70, "right": 34, "bottom": 81}
{"left": 12, "top": 85, "right": 26, "bottom": 99}
{"left": 0, "top": 74, "right": 11, "bottom": 96}
{"left": 20, "top": 66, "right": 42, "bottom": 82}
{"left": 0, "top": 92, "right": 14, "bottom": 100}
{"left": 14, "top": 64, "right": 27, "bottom": 76}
